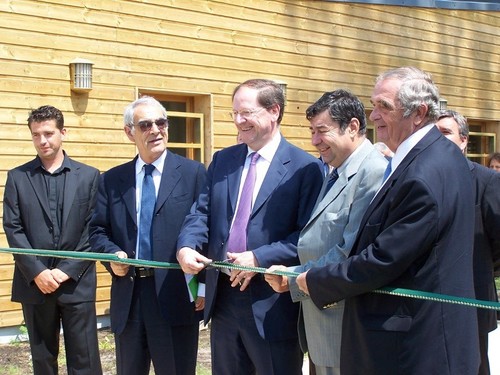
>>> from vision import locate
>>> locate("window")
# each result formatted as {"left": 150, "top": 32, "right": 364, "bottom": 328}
{"left": 467, "top": 124, "right": 496, "bottom": 166}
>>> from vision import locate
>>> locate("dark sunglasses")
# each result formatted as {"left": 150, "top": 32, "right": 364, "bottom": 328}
{"left": 135, "top": 118, "right": 169, "bottom": 132}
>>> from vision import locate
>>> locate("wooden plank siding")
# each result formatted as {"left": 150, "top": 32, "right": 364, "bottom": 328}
{"left": 0, "top": 0, "right": 498, "bottom": 328}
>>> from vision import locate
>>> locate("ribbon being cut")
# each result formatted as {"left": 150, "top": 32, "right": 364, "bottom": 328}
{"left": 1, "top": 247, "right": 499, "bottom": 311}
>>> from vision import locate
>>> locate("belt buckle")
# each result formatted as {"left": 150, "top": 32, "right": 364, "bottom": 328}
{"left": 136, "top": 267, "right": 154, "bottom": 278}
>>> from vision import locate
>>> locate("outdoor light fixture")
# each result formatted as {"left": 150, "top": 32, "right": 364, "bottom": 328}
{"left": 70, "top": 58, "right": 94, "bottom": 93}
{"left": 275, "top": 80, "right": 287, "bottom": 105}
{"left": 439, "top": 98, "right": 448, "bottom": 111}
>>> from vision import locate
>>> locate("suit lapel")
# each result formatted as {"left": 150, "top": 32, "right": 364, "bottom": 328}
{"left": 251, "top": 139, "right": 288, "bottom": 215}
{"left": 155, "top": 152, "right": 181, "bottom": 213}
{"left": 227, "top": 146, "right": 248, "bottom": 215}
{"left": 26, "top": 162, "right": 51, "bottom": 220}
{"left": 62, "top": 159, "right": 79, "bottom": 225}
{"left": 353, "top": 127, "right": 442, "bottom": 249}
{"left": 306, "top": 140, "right": 374, "bottom": 228}
{"left": 118, "top": 159, "right": 138, "bottom": 225}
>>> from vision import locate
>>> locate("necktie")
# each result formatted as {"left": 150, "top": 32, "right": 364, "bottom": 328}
{"left": 139, "top": 164, "right": 156, "bottom": 260}
{"left": 323, "top": 168, "right": 339, "bottom": 198}
{"left": 383, "top": 160, "right": 392, "bottom": 182}
{"left": 226, "top": 152, "right": 260, "bottom": 253}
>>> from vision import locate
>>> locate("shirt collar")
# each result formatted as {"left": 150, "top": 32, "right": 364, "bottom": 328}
{"left": 392, "top": 123, "right": 434, "bottom": 172}
{"left": 36, "top": 151, "right": 71, "bottom": 173}
{"left": 135, "top": 149, "right": 167, "bottom": 176}
{"left": 246, "top": 131, "right": 281, "bottom": 162}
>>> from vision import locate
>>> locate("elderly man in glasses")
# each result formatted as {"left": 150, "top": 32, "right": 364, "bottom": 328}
{"left": 89, "top": 96, "right": 207, "bottom": 375}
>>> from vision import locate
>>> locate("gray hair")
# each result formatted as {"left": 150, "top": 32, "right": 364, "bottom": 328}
{"left": 123, "top": 96, "right": 168, "bottom": 128}
{"left": 376, "top": 67, "right": 440, "bottom": 122}
{"left": 438, "top": 109, "right": 469, "bottom": 138}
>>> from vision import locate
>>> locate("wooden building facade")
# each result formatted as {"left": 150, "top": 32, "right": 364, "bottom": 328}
{"left": 0, "top": 0, "right": 498, "bottom": 330}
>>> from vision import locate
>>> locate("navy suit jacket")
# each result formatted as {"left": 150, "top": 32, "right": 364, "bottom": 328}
{"left": 469, "top": 160, "right": 500, "bottom": 334}
{"left": 178, "top": 137, "right": 323, "bottom": 340}
{"left": 4, "top": 156, "right": 99, "bottom": 304}
{"left": 308, "top": 127, "right": 480, "bottom": 374}
{"left": 89, "top": 151, "right": 206, "bottom": 334}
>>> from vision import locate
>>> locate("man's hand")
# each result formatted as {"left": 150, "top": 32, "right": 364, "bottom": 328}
{"left": 177, "top": 247, "right": 211, "bottom": 274}
{"left": 50, "top": 268, "right": 70, "bottom": 285}
{"left": 34, "top": 269, "right": 60, "bottom": 294}
{"left": 195, "top": 296, "right": 205, "bottom": 311}
{"left": 110, "top": 251, "right": 130, "bottom": 276}
{"left": 296, "top": 270, "right": 310, "bottom": 295}
{"left": 264, "top": 265, "right": 289, "bottom": 293}
{"left": 227, "top": 251, "right": 257, "bottom": 291}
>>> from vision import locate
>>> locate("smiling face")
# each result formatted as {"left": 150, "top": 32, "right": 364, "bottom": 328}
{"left": 310, "top": 110, "right": 360, "bottom": 168}
{"left": 30, "top": 119, "right": 66, "bottom": 164}
{"left": 232, "top": 86, "right": 280, "bottom": 151}
{"left": 125, "top": 103, "right": 168, "bottom": 163}
{"left": 369, "top": 78, "right": 417, "bottom": 152}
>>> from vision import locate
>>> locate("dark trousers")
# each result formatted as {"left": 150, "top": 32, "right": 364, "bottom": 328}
{"left": 211, "top": 274, "right": 303, "bottom": 375}
{"left": 22, "top": 296, "right": 102, "bottom": 375}
{"left": 478, "top": 333, "right": 490, "bottom": 375}
{"left": 115, "top": 276, "right": 199, "bottom": 375}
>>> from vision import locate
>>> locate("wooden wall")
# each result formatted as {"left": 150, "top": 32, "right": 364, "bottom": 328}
{"left": 0, "top": 0, "right": 498, "bottom": 328}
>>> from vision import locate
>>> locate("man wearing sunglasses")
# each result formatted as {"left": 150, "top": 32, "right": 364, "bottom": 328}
{"left": 89, "top": 96, "right": 207, "bottom": 375}
{"left": 177, "top": 79, "right": 323, "bottom": 374}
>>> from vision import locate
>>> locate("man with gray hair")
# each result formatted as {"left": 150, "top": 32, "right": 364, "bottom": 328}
{"left": 295, "top": 67, "right": 480, "bottom": 374}
{"left": 437, "top": 109, "right": 500, "bottom": 375}
{"left": 89, "top": 96, "right": 206, "bottom": 375}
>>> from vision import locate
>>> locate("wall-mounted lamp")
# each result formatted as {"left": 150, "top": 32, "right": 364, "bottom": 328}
{"left": 275, "top": 80, "right": 287, "bottom": 105}
{"left": 439, "top": 98, "right": 448, "bottom": 111}
{"left": 70, "top": 58, "right": 94, "bottom": 93}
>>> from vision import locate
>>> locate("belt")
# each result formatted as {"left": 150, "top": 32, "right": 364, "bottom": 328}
{"left": 135, "top": 267, "right": 154, "bottom": 278}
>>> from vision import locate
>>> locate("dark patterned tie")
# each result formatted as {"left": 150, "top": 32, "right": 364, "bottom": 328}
{"left": 323, "top": 168, "right": 339, "bottom": 198}
{"left": 139, "top": 164, "right": 156, "bottom": 260}
{"left": 226, "top": 152, "right": 260, "bottom": 253}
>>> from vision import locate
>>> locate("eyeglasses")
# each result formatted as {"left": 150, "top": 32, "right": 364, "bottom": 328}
{"left": 134, "top": 118, "right": 168, "bottom": 132}
{"left": 230, "top": 107, "right": 266, "bottom": 120}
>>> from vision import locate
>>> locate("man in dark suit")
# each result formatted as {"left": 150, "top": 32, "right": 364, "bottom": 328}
{"left": 296, "top": 67, "right": 481, "bottom": 374}
{"left": 3, "top": 105, "right": 102, "bottom": 374}
{"left": 177, "top": 79, "right": 323, "bottom": 375}
{"left": 89, "top": 96, "right": 206, "bottom": 375}
{"left": 437, "top": 109, "right": 500, "bottom": 375}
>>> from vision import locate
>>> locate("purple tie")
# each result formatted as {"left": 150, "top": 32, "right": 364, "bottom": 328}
{"left": 226, "top": 152, "right": 260, "bottom": 253}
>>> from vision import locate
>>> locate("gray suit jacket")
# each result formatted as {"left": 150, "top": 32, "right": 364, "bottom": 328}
{"left": 288, "top": 140, "right": 387, "bottom": 368}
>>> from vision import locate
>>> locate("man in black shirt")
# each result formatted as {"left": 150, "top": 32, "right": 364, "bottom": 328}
{"left": 3, "top": 105, "right": 102, "bottom": 375}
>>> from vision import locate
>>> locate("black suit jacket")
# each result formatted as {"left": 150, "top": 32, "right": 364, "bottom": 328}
{"left": 3, "top": 155, "right": 100, "bottom": 304}
{"left": 469, "top": 160, "right": 500, "bottom": 334}
{"left": 89, "top": 151, "right": 206, "bottom": 335}
{"left": 308, "top": 127, "right": 480, "bottom": 374}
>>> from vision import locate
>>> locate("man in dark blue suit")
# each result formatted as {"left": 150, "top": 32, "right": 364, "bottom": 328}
{"left": 437, "top": 109, "right": 500, "bottom": 375}
{"left": 177, "top": 79, "right": 323, "bottom": 375}
{"left": 296, "top": 67, "right": 481, "bottom": 374}
{"left": 89, "top": 96, "right": 206, "bottom": 375}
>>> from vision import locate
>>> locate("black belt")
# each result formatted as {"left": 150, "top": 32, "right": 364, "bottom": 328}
{"left": 135, "top": 267, "right": 154, "bottom": 278}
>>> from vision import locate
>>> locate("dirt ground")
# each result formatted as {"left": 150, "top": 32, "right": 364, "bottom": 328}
{"left": 0, "top": 325, "right": 211, "bottom": 375}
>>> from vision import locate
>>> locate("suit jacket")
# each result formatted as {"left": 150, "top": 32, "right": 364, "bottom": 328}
{"left": 307, "top": 126, "right": 480, "bottom": 374}
{"left": 4, "top": 155, "right": 99, "bottom": 304}
{"left": 288, "top": 140, "right": 387, "bottom": 368}
{"left": 89, "top": 151, "right": 206, "bottom": 334}
{"left": 177, "top": 137, "right": 323, "bottom": 340}
{"left": 469, "top": 160, "right": 500, "bottom": 335}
